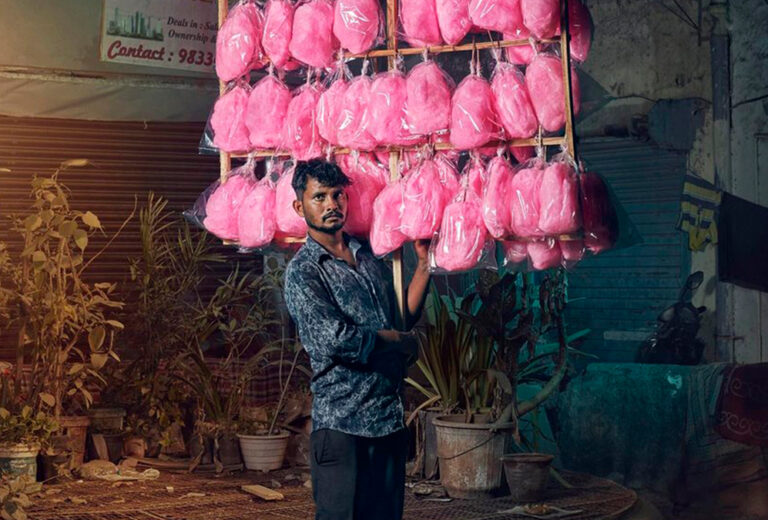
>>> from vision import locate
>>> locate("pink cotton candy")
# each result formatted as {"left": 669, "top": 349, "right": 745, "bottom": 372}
{"left": 538, "top": 161, "right": 581, "bottom": 235}
{"left": 211, "top": 86, "right": 252, "bottom": 153}
{"left": 401, "top": 161, "right": 446, "bottom": 239}
{"left": 246, "top": 76, "right": 292, "bottom": 149}
{"left": 521, "top": 0, "right": 560, "bottom": 39}
{"left": 289, "top": 0, "right": 338, "bottom": 68}
{"left": 338, "top": 153, "right": 388, "bottom": 237}
{"left": 406, "top": 62, "right": 452, "bottom": 136}
{"left": 468, "top": 0, "right": 523, "bottom": 34}
{"left": 433, "top": 190, "right": 489, "bottom": 272}
{"left": 450, "top": 75, "right": 499, "bottom": 150}
{"left": 400, "top": 0, "right": 443, "bottom": 47}
{"left": 580, "top": 171, "right": 618, "bottom": 254}
{"left": 333, "top": 0, "right": 381, "bottom": 54}
{"left": 337, "top": 76, "right": 378, "bottom": 150}
{"left": 569, "top": 0, "right": 592, "bottom": 63}
{"left": 525, "top": 54, "right": 581, "bottom": 133}
{"left": 275, "top": 168, "right": 308, "bottom": 238}
{"left": 502, "top": 240, "right": 528, "bottom": 265}
{"left": 263, "top": 0, "right": 294, "bottom": 68}
{"left": 503, "top": 26, "right": 538, "bottom": 65}
{"left": 216, "top": 2, "right": 263, "bottom": 81}
{"left": 559, "top": 239, "right": 585, "bottom": 262}
{"left": 492, "top": 63, "right": 538, "bottom": 139}
{"left": 466, "top": 159, "right": 487, "bottom": 199}
{"left": 527, "top": 240, "right": 561, "bottom": 270}
{"left": 371, "top": 182, "right": 408, "bottom": 256}
{"left": 509, "top": 163, "right": 544, "bottom": 238}
{"left": 238, "top": 180, "right": 277, "bottom": 248}
{"left": 368, "top": 72, "right": 413, "bottom": 146}
{"left": 436, "top": 155, "right": 461, "bottom": 206}
{"left": 204, "top": 175, "right": 254, "bottom": 241}
{"left": 511, "top": 146, "right": 535, "bottom": 163}
{"left": 435, "top": 0, "right": 472, "bottom": 45}
{"left": 317, "top": 79, "right": 348, "bottom": 146}
{"left": 283, "top": 86, "right": 326, "bottom": 160}
{"left": 482, "top": 156, "right": 514, "bottom": 239}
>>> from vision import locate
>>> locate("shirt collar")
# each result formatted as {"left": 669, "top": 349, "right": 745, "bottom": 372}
{"left": 304, "top": 233, "right": 364, "bottom": 263}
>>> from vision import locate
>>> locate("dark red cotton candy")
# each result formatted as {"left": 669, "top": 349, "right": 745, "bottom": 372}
{"left": 579, "top": 170, "right": 618, "bottom": 254}
{"left": 569, "top": 0, "right": 592, "bottom": 63}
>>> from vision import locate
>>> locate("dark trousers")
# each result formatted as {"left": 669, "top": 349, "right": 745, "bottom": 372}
{"left": 310, "top": 428, "right": 408, "bottom": 520}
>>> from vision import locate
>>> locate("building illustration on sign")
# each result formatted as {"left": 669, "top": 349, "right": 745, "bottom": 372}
{"left": 106, "top": 8, "right": 164, "bottom": 41}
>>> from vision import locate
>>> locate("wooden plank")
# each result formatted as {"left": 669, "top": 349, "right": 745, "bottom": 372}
{"left": 218, "top": 0, "right": 230, "bottom": 183}
{"left": 559, "top": 0, "right": 577, "bottom": 158}
{"left": 241, "top": 484, "right": 285, "bottom": 501}
{"left": 343, "top": 37, "right": 559, "bottom": 60}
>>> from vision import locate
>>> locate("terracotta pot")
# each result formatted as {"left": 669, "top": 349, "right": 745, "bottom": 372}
{"left": 500, "top": 453, "right": 554, "bottom": 502}
{"left": 123, "top": 436, "right": 147, "bottom": 459}
{"left": 57, "top": 415, "right": 90, "bottom": 468}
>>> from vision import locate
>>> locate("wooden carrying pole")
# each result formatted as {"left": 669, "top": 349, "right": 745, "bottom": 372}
{"left": 214, "top": 0, "right": 580, "bottom": 326}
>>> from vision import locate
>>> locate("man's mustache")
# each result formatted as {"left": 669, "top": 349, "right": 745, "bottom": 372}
{"left": 323, "top": 211, "right": 343, "bottom": 221}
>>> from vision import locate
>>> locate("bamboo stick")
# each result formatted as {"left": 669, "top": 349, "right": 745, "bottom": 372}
{"left": 218, "top": 0, "right": 231, "bottom": 182}
{"left": 343, "top": 37, "right": 559, "bottom": 60}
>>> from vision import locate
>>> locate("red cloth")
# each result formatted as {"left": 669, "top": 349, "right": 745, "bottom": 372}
{"left": 715, "top": 363, "right": 768, "bottom": 447}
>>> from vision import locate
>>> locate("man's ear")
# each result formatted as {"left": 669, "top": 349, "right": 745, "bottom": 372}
{"left": 292, "top": 199, "right": 304, "bottom": 218}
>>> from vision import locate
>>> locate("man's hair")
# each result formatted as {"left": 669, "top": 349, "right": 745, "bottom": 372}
{"left": 292, "top": 160, "right": 351, "bottom": 199}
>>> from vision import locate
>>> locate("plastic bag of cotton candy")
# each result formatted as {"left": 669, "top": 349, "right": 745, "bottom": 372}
{"left": 399, "top": 0, "right": 443, "bottom": 47}
{"left": 282, "top": 83, "right": 327, "bottom": 160}
{"left": 337, "top": 152, "right": 389, "bottom": 237}
{"left": 237, "top": 162, "right": 282, "bottom": 250}
{"left": 370, "top": 178, "right": 408, "bottom": 257}
{"left": 184, "top": 161, "right": 258, "bottom": 243}
{"left": 216, "top": 0, "right": 265, "bottom": 82}
{"left": 289, "top": 0, "right": 339, "bottom": 68}
{"left": 405, "top": 59, "right": 453, "bottom": 137}
{"left": 245, "top": 72, "right": 293, "bottom": 150}
{"left": 262, "top": 0, "right": 295, "bottom": 68}
{"left": 525, "top": 52, "right": 581, "bottom": 133}
{"left": 450, "top": 53, "right": 500, "bottom": 150}
{"left": 430, "top": 183, "right": 497, "bottom": 274}
{"left": 275, "top": 163, "right": 310, "bottom": 240}
{"left": 202, "top": 82, "right": 252, "bottom": 154}
{"left": 333, "top": 0, "right": 384, "bottom": 54}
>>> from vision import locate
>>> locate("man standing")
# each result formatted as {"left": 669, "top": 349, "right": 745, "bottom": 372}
{"left": 284, "top": 160, "right": 430, "bottom": 520}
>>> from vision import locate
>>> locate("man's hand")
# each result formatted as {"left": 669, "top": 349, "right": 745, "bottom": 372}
{"left": 413, "top": 239, "right": 430, "bottom": 267}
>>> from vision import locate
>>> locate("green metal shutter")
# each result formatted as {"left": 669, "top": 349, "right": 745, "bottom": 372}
{"left": 567, "top": 138, "right": 690, "bottom": 362}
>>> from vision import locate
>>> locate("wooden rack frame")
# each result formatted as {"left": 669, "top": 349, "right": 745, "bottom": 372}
{"left": 216, "top": 0, "right": 579, "bottom": 325}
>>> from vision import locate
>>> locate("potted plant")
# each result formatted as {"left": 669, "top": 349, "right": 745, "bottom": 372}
{"left": 421, "top": 270, "right": 587, "bottom": 499}
{"left": 0, "top": 162, "right": 131, "bottom": 469}
{"left": 0, "top": 403, "right": 57, "bottom": 480}
{"left": 236, "top": 340, "right": 310, "bottom": 472}
{"left": 172, "top": 262, "right": 289, "bottom": 472}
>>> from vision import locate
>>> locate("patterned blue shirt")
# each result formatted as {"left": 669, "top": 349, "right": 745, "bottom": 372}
{"left": 284, "top": 234, "right": 406, "bottom": 438}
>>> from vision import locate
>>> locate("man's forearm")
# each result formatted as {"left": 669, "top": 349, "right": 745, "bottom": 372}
{"left": 405, "top": 260, "right": 430, "bottom": 329}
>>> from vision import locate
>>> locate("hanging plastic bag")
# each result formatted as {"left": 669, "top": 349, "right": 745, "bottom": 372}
{"left": 203, "top": 164, "right": 257, "bottom": 241}
{"left": 238, "top": 167, "right": 278, "bottom": 248}
{"left": 282, "top": 84, "right": 326, "bottom": 160}
{"left": 370, "top": 180, "right": 408, "bottom": 256}
{"left": 482, "top": 154, "right": 514, "bottom": 239}
{"left": 333, "top": 0, "right": 383, "bottom": 54}
{"left": 465, "top": 155, "right": 487, "bottom": 199}
{"left": 527, "top": 239, "right": 561, "bottom": 270}
{"left": 216, "top": 1, "right": 264, "bottom": 81}
{"left": 317, "top": 69, "right": 349, "bottom": 146}
{"left": 579, "top": 169, "right": 618, "bottom": 254}
{"left": 275, "top": 163, "right": 309, "bottom": 238}
{"left": 520, "top": 0, "right": 559, "bottom": 39}
{"left": 400, "top": 160, "right": 446, "bottom": 240}
{"left": 246, "top": 73, "right": 293, "bottom": 149}
{"left": 525, "top": 53, "right": 581, "bottom": 133}
{"left": 502, "top": 239, "right": 528, "bottom": 267}
{"left": 263, "top": 0, "right": 295, "bottom": 68}
{"left": 509, "top": 158, "right": 545, "bottom": 238}
{"left": 368, "top": 70, "right": 418, "bottom": 146}
{"left": 449, "top": 71, "right": 499, "bottom": 150}
{"left": 436, "top": 154, "right": 461, "bottom": 205}
{"left": 435, "top": 0, "right": 472, "bottom": 45}
{"left": 568, "top": 0, "right": 592, "bottom": 63}
{"left": 289, "top": 0, "right": 339, "bottom": 68}
{"left": 431, "top": 186, "right": 496, "bottom": 273}
{"left": 338, "top": 152, "right": 388, "bottom": 237}
{"left": 491, "top": 60, "right": 537, "bottom": 139}
{"left": 210, "top": 83, "right": 252, "bottom": 153}
{"left": 337, "top": 62, "right": 378, "bottom": 150}
{"left": 559, "top": 239, "right": 585, "bottom": 266}
{"left": 503, "top": 26, "right": 538, "bottom": 65}
{"left": 538, "top": 156, "right": 581, "bottom": 235}
{"left": 400, "top": 0, "right": 443, "bottom": 47}
{"left": 405, "top": 60, "right": 453, "bottom": 136}
{"left": 468, "top": 0, "right": 523, "bottom": 34}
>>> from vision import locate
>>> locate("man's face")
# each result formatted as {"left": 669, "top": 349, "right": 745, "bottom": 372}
{"left": 294, "top": 177, "right": 348, "bottom": 234}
